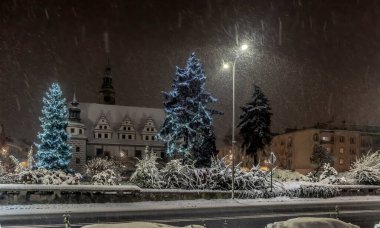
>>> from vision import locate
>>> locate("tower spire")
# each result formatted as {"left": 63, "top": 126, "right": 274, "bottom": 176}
{"left": 69, "top": 93, "right": 81, "bottom": 122}
{"left": 98, "top": 58, "right": 115, "bottom": 105}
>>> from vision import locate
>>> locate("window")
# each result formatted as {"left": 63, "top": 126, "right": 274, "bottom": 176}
{"left": 135, "top": 150, "right": 142, "bottom": 159}
{"left": 350, "top": 137, "right": 355, "bottom": 144}
{"left": 79, "top": 129, "right": 82, "bottom": 135}
{"left": 322, "top": 136, "right": 329, "bottom": 141}
{"left": 339, "top": 136, "right": 345, "bottom": 143}
{"left": 96, "top": 148, "right": 103, "bottom": 157}
{"left": 122, "top": 134, "right": 126, "bottom": 139}
{"left": 313, "top": 133, "right": 319, "bottom": 142}
{"left": 128, "top": 134, "right": 132, "bottom": 139}
{"left": 151, "top": 135, "right": 155, "bottom": 140}
{"left": 128, "top": 127, "right": 131, "bottom": 130}
{"left": 99, "top": 125, "right": 102, "bottom": 129}
{"left": 350, "top": 148, "right": 356, "bottom": 155}
{"left": 104, "top": 126, "right": 107, "bottom": 129}
{"left": 145, "top": 135, "right": 149, "bottom": 140}
{"left": 339, "top": 148, "right": 344, "bottom": 154}
{"left": 70, "top": 128, "right": 75, "bottom": 133}
{"left": 76, "top": 146, "right": 80, "bottom": 152}
{"left": 98, "top": 133, "right": 101, "bottom": 138}
{"left": 339, "top": 158, "right": 344, "bottom": 165}
{"left": 76, "top": 158, "right": 80, "bottom": 164}
{"left": 105, "top": 134, "right": 108, "bottom": 138}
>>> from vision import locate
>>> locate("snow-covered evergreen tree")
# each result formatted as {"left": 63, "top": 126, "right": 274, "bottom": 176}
{"left": 34, "top": 83, "right": 72, "bottom": 171}
{"left": 238, "top": 85, "right": 272, "bottom": 166}
{"left": 309, "top": 145, "right": 332, "bottom": 178}
{"left": 158, "top": 53, "right": 220, "bottom": 167}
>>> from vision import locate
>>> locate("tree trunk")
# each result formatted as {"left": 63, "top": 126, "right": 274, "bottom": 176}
{"left": 253, "top": 152, "right": 259, "bottom": 167}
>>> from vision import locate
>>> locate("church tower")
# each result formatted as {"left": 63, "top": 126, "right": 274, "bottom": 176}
{"left": 98, "top": 59, "right": 116, "bottom": 105}
{"left": 67, "top": 93, "right": 87, "bottom": 172}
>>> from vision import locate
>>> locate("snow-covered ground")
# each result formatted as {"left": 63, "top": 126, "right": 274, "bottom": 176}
{"left": 1, "top": 196, "right": 380, "bottom": 216}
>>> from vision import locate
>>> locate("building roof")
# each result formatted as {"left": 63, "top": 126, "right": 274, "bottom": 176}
{"left": 79, "top": 103, "right": 165, "bottom": 142}
{"left": 282, "top": 122, "right": 380, "bottom": 135}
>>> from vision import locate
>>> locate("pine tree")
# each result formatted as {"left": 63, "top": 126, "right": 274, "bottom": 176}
{"left": 238, "top": 85, "right": 272, "bottom": 166}
{"left": 309, "top": 145, "right": 332, "bottom": 177}
{"left": 34, "top": 83, "right": 72, "bottom": 171}
{"left": 159, "top": 53, "right": 220, "bottom": 167}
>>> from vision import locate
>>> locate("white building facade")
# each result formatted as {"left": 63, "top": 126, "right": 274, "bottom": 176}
{"left": 67, "top": 62, "right": 165, "bottom": 173}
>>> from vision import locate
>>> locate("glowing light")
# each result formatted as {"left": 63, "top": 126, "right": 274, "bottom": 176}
{"left": 223, "top": 63, "right": 230, "bottom": 69}
{"left": 241, "top": 44, "right": 248, "bottom": 51}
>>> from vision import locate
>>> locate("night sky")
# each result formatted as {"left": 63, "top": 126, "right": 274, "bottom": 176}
{"left": 1, "top": 0, "right": 380, "bottom": 146}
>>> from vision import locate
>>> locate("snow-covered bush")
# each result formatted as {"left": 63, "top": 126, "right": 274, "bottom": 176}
{"left": 319, "top": 163, "right": 347, "bottom": 185}
{"left": 0, "top": 160, "right": 5, "bottom": 175}
{"left": 18, "top": 169, "right": 81, "bottom": 185}
{"left": 272, "top": 169, "right": 308, "bottom": 182}
{"left": 349, "top": 151, "right": 380, "bottom": 185}
{"left": 85, "top": 157, "right": 118, "bottom": 177}
{"left": 131, "top": 155, "right": 272, "bottom": 191}
{"left": 91, "top": 169, "right": 120, "bottom": 185}
{"left": 307, "top": 163, "right": 346, "bottom": 185}
{"left": 130, "top": 150, "right": 163, "bottom": 188}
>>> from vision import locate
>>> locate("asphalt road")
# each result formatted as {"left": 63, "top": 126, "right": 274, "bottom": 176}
{"left": 1, "top": 200, "right": 380, "bottom": 228}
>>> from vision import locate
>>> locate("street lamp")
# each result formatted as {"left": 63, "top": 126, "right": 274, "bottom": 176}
{"left": 223, "top": 43, "right": 249, "bottom": 199}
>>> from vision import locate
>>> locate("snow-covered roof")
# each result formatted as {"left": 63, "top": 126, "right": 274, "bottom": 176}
{"left": 79, "top": 102, "right": 165, "bottom": 140}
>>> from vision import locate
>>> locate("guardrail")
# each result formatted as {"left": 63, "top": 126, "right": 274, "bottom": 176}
{"left": 0, "top": 184, "right": 141, "bottom": 204}
{"left": 1, "top": 184, "right": 380, "bottom": 204}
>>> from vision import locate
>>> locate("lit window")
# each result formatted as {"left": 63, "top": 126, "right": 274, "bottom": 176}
{"left": 322, "top": 136, "right": 329, "bottom": 141}
{"left": 339, "top": 158, "right": 344, "bottom": 164}
{"left": 339, "top": 148, "right": 344, "bottom": 154}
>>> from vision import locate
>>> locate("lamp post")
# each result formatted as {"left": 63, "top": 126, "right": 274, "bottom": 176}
{"left": 223, "top": 43, "right": 248, "bottom": 199}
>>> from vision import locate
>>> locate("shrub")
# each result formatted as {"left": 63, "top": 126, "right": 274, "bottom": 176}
{"left": 349, "top": 151, "right": 380, "bottom": 185}
{"left": 131, "top": 155, "right": 271, "bottom": 191}
{"left": 18, "top": 169, "right": 81, "bottom": 185}
{"left": 85, "top": 157, "right": 118, "bottom": 177}
{"left": 318, "top": 163, "right": 347, "bottom": 185}
{"left": 130, "top": 150, "right": 163, "bottom": 188}
{"left": 91, "top": 169, "right": 120, "bottom": 185}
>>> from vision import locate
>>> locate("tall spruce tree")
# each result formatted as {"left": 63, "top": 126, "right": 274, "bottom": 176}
{"left": 159, "top": 53, "right": 220, "bottom": 167}
{"left": 35, "top": 83, "right": 72, "bottom": 171}
{"left": 238, "top": 85, "right": 272, "bottom": 166}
